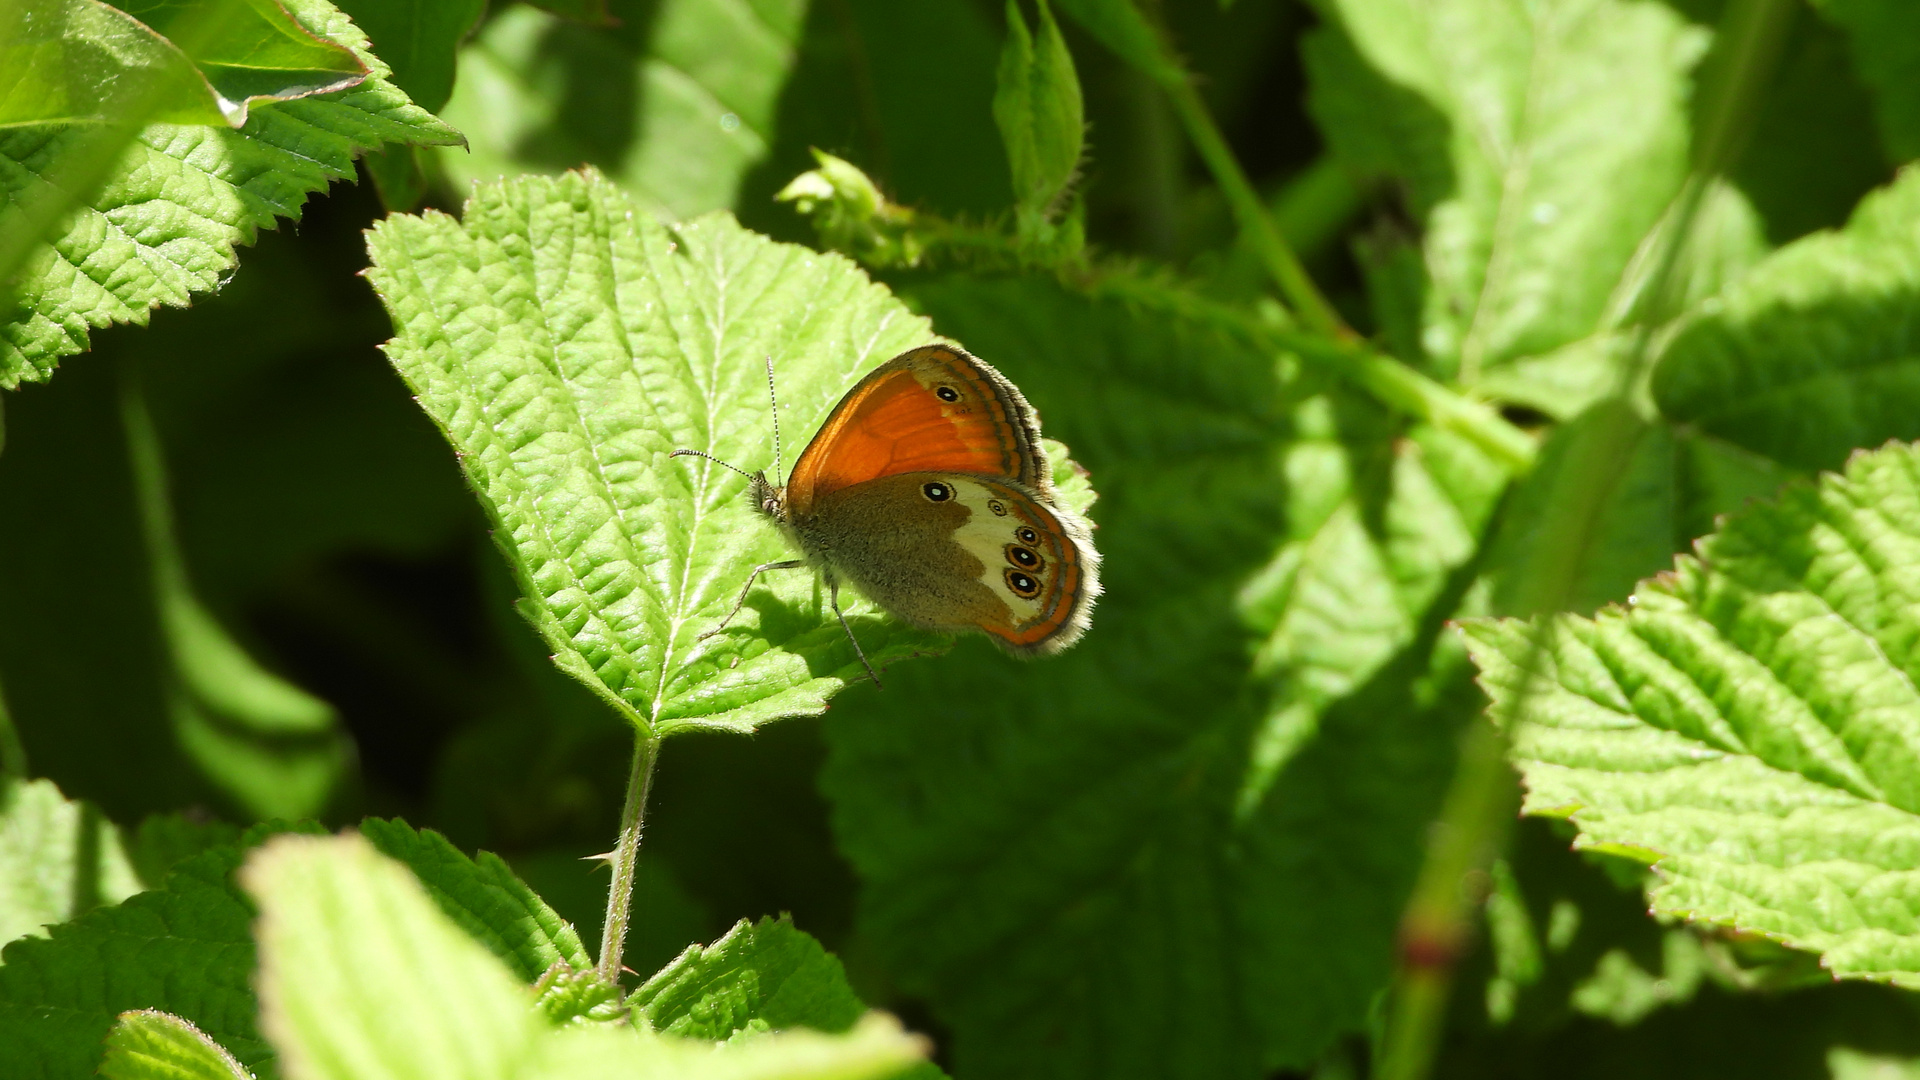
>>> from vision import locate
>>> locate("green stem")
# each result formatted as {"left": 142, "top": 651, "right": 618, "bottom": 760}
{"left": 1375, "top": 713, "right": 1518, "bottom": 1080}
{"left": 1156, "top": 70, "right": 1349, "bottom": 338}
{"left": 597, "top": 733, "right": 662, "bottom": 984}
{"left": 1368, "top": 1, "right": 1796, "bottom": 1075}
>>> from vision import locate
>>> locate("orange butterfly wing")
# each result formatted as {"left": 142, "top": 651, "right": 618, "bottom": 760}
{"left": 785, "top": 345, "right": 1045, "bottom": 514}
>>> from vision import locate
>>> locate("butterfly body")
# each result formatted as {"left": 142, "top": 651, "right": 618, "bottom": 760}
{"left": 687, "top": 344, "right": 1100, "bottom": 677}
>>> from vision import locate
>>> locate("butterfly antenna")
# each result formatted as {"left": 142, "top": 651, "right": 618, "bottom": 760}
{"left": 668, "top": 449, "right": 756, "bottom": 481}
{"left": 765, "top": 355, "right": 783, "bottom": 482}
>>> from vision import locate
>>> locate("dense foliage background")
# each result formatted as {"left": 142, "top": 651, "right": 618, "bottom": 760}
{"left": 4, "top": 0, "right": 1920, "bottom": 1077}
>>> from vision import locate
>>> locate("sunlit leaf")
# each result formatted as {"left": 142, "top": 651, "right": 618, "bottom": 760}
{"left": 0, "top": 777, "right": 140, "bottom": 948}
{"left": 1466, "top": 440, "right": 1920, "bottom": 985}
{"left": 367, "top": 169, "right": 1097, "bottom": 734}
{"left": 1654, "top": 167, "right": 1920, "bottom": 472}
{"left": 0, "top": 0, "right": 462, "bottom": 388}
{"left": 1305, "top": 0, "right": 1705, "bottom": 385}
{"left": 100, "top": 1010, "right": 254, "bottom": 1080}
{"left": 243, "top": 833, "right": 926, "bottom": 1080}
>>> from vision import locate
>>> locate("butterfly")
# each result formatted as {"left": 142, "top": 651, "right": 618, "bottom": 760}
{"left": 673, "top": 344, "right": 1101, "bottom": 685}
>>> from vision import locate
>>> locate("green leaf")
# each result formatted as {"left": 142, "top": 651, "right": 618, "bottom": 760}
{"left": 821, "top": 274, "right": 1494, "bottom": 1075}
{"left": 1, "top": 0, "right": 463, "bottom": 388}
{"left": 1464, "top": 440, "right": 1920, "bottom": 986}
{"left": 100, "top": 1010, "right": 254, "bottom": 1080}
{"left": 242, "top": 833, "right": 926, "bottom": 1080}
{"left": 0, "top": 834, "right": 294, "bottom": 1080}
{"left": 366, "top": 169, "right": 1026, "bottom": 735}
{"left": 993, "top": 0, "right": 1083, "bottom": 229}
{"left": 436, "top": 0, "right": 807, "bottom": 220}
{"left": 242, "top": 832, "right": 540, "bottom": 1080}
{"left": 631, "top": 916, "right": 864, "bottom": 1040}
{"left": 520, "top": 0, "right": 613, "bottom": 25}
{"left": 1241, "top": 390, "right": 1505, "bottom": 736}
{"left": 359, "top": 817, "right": 592, "bottom": 982}
{"left": 0, "top": 817, "right": 582, "bottom": 1078}
{"left": 328, "top": 0, "right": 485, "bottom": 113}
{"left": 1809, "top": 0, "right": 1920, "bottom": 164}
{"left": 0, "top": 777, "right": 141, "bottom": 948}
{"left": 1654, "top": 166, "right": 1920, "bottom": 473}
{"left": 1306, "top": 0, "right": 1706, "bottom": 383}
{"left": 123, "top": 370, "right": 348, "bottom": 821}
{"left": 1487, "top": 401, "right": 1679, "bottom": 617}
{"left": 126, "top": 811, "right": 244, "bottom": 889}
{"left": 0, "top": 0, "right": 231, "bottom": 128}
{"left": 115, "top": 0, "right": 368, "bottom": 122}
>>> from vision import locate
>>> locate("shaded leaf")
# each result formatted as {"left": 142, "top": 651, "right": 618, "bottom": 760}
{"left": 1809, "top": 0, "right": 1920, "bottom": 164}
{"left": 823, "top": 274, "right": 1498, "bottom": 1075}
{"left": 360, "top": 817, "right": 592, "bottom": 982}
{"left": 437, "top": 0, "right": 807, "bottom": 220}
{"left": 0, "top": 831, "right": 302, "bottom": 1080}
{"left": 1654, "top": 166, "right": 1920, "bottom": 472}
{"left": 1465, "top": 440, "right": 1920, "bottom": 985}
{"left": 0, "top": 0, "right": 462, "bottom": 387}
{"left": 994, "top": 0, "right": 1084, "bottom": 227}
{"left": 329, "top": 0, "right": 486, "bottom": 113}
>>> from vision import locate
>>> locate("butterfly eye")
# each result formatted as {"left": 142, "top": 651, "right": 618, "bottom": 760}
{"left": 922, "top": 482, "right": 953, "bottom": 502}
{"left": 1005, "top": 544, "right": 1044, "bottom": 572}
{"left": 1004, "top": 568, "right": 1041, "bottom": 598}
{"left": 1016, "top": 526, "right": 1039, "bottom": 545}
{"left": 935, "top": 385, "right": 961, "bottom": 403}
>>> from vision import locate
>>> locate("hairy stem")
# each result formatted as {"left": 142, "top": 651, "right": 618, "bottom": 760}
{"left": 597, "top": 733, "right": 662, "bottom": 984}
{"left": 1156, "top": 70, "right": 1350, "bottom": 338}
{"left": 1371, "top": 0, "right": 1797, "bottom": 1074}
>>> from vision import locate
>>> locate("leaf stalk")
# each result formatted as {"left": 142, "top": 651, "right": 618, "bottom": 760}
{"left": 1371, "top": 0, "right": 1796, "bottom": 1075}
{"left": 1152, "top": 62, "right": 1350, "bottom": 340}
{"left": 597, "top": 733, "right": 662, "bottom": 984}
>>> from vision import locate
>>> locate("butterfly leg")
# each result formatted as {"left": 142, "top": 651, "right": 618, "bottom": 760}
{"left": 697, "top": 559, "right": 806, "bottom": 641}
{"left": 827, "top": 576, "right": 883, "bottom": 688}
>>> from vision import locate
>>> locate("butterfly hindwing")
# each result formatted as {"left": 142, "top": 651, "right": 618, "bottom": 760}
{"left": 785, "top": 345, "right": 1046, "bottom": 513}
{"left": 801, "top": 471, "right": 1099, "bottom": 655}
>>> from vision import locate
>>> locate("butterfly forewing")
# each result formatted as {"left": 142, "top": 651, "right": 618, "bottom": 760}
{"left": 786, "top": 345, "right": 1045, "bottom": 512}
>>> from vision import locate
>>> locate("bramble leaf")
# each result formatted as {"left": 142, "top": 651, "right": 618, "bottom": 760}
{"left": 1654, "top": 167, "right": 1920, "bottom": 472}
{"left": 366, "top": 170, "right": 1097, "bottom": 734}
{"left": 436, "top": 0, "right": 806, "bottom": 220}
{"left": 0, "top": 1, "right": 231, "bottom": 128}
{"left": 0, "top": 777, "right": 141, "bottom": 949}
{"left": 823, "top": 274, "right": 1495, "bottom": 1076}
{"left": 1305, "top": 0, "right": 1705, "bottom": 383}
{"left": 359, "top": 818, "right": 592, "bottom": 982}
{"left": 243, "top": 833, "right": 926, "bottom": 1080}
{"left": 1809, "top": 0, "right": 1920, "bottom": 164}
{"left": 0, "top": 0, "right": 462, "bottom": 388}
{"left": 1465, "top": 440, "right": 1920, "bottom": 985}
{"left": 117, "top": 0, "right": 368, "bottom": 122}
{"left": 100, "top": 1010, "right": 254, "bottom": 1080}
{"left": 631, "top": 916, "right": 864, "bottom": 1040}
{"left": 0, "top": 817, "right": 579, "bottom": 1079}
{"left": 0, "top": 833, "right": 297, "bottom": 1080}
{"left": 329, "top": 0, "right": 485, "bottom": 113}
